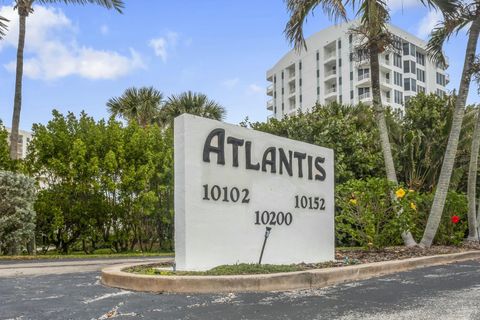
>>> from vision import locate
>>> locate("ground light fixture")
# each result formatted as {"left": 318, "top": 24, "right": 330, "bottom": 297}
{"left": 258, "top": 226, "right": 272, "bottom": 265}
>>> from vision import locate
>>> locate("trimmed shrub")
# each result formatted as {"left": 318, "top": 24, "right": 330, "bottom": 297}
{"left": 0, "top": 171, "right": 36, "bottom": 254}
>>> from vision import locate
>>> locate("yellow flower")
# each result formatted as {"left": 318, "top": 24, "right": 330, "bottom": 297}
{"left": 408, "top": 189, "right": 415, "bottom": 193}
{"left": 349, "top": 199, "right": 357, "bottom": 205}
{"left": 396, "top": 188, "right": 406, "bottom": 199}
{"left": 410, "top": 202, "right": 417, "bottom": 211}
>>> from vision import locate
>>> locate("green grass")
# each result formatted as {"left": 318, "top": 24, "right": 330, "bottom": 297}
{"left": 0, "top": 250, "right": 173, "bottom": 261}
{"left": 126, "top": 262, "right": 342, "bottom": 276}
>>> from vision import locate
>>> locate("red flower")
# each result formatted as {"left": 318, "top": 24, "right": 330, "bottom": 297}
{"left": 451, "top": 215, "right": 460, "bottom": 224}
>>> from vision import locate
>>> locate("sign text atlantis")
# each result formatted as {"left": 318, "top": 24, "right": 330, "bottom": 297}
{"left": 202, "top": 128, "right": 329, "bottom": 227}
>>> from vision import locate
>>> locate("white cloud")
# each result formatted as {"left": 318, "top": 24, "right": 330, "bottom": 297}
{"left": 100, "top": 24, "right": 109, "bottom": 35}
{"left": 247, "top": 84, "right": 263, "bottom": 95}
{"left": 222, "top": 78, "right": 240, "bottom": 89}
{"left": 0, "top": 5, "right": 144, "bottom": 80}
{"left": 417, "top": 10, "right": 443, "bottom": 39}
{"left": 149, "top": 31, "right": 179, "bottom": 63}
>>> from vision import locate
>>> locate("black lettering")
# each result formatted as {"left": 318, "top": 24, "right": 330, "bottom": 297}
{"left": 315, "top": 157, "right": 326, "bottom": 181}
{"left": 293, "top": 152, "right": 307, "bottom": 178}
{"left": 227, "top": 137, "right": 244, "bottom": 167}
{"left": 307, "top": 155, "right": 313, "bottom": 180}
{"left": 203, "top": 128, "right": 225, "bottom": 165}
{"left": 279, "top": 148, "right": 293, "bottom": 176}
{"left": 245, "top": 141, "right": 260, "bottom": 170}
{"left": 261, "top": 147, "right": 277, "bottom": 173}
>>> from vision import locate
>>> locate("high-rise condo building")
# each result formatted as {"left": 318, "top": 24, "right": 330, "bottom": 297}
{"left": 266, "top": 20, "right": 449, "bottom": 119}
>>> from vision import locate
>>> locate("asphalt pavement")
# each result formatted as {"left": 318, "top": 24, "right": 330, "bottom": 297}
{"left": 1, "top": 258, "right": 480, "bottom": 319}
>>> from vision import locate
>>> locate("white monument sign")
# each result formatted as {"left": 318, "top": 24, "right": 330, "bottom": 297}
{"left": 174, "top": 114, "right": 334, "bottom": 271}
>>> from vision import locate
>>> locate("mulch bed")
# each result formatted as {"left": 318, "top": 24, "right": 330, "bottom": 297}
{"left": 125, "top": 243, "right": 480, "bottom": 275}
{"left": 335, "top": 242, "right": 480, "bottom": 264}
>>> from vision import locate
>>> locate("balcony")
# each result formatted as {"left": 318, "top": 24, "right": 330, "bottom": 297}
{"left": 325, "top": 87, "right": 337, "bottom": 98}
{"left": 358, "top": 73, "right": 370, "bottom": 81}
{"left": 324, "top": 51, "right": 336, "bottom": 63}
{"left": 267, "top": 84, "right": 273, "bottom": 96}
{"left": 359, "top": 92, "right": 371, "bottom": 101}
{"left": 381, "top": 57, "right": 391, "bottom": 66}
{"left": 324, "top": 69, "right": 337, "bottom": 80}
{"left": 267, "top": 99, "right": 273, "bottom": 111}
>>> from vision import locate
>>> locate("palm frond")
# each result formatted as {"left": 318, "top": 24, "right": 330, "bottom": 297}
{"left": 426, "top": 8, "right": 474, "bottom": 67}
{"left": 284, "top": 0, "right": 347, "bottom": 51}
{"left": 37, "top": 0, "right": 124, "bottom": 13}
{"left": 0, "top": 16, "right": 8, "bottom": 40}
{"left": 418, "top": 0, "right": 460, "bottom": 17}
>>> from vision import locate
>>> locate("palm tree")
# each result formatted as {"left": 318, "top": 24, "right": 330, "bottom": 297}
{"left": 420, "top": 2, "right": 480, "bottom": 247}
{"left": 467, "top": 108, "right": 480, "bottom": 241}
{"left": 161, "top": 91, "right": 226, "bottom": 126}
{"left": 284, "top": 0, "right": 424, "bottom": 246}
{"left": 107, "top": 87, "right": 164, "bottom": 128}
{"left": 9, "top": 0, "right": 123, "bottom": 160}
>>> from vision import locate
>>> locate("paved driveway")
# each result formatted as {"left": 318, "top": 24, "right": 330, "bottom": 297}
{"left": 1, "top": 258, "right": 480, "bottom": 319}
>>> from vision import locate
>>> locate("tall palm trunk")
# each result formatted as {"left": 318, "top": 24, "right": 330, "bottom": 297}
{"left": 9, "top": 6, "right": 28, "bottom": 160}
{"left": 369, "top": 43, "right": 417, "bottom": 247}
{"left": 467, "top": 109, "right": 480, "bottom": 241}
{"left": 420, "top": 16, "right": 480, "bottom": 247}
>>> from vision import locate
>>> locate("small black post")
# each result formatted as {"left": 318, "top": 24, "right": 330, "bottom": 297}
{"left": 258, "top": 227, "right": 272, "bottom": 265}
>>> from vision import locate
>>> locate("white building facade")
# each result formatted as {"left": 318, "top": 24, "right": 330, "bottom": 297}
{"left": 266, "top": 21, "right": 449, "bottom": 119}
{"left": 5, "top": 127, "right": 32, "bottom": 159}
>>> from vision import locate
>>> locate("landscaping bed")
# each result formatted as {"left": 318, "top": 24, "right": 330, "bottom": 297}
{"left": 125, "top": 243, "right": 480, "bottom": 276}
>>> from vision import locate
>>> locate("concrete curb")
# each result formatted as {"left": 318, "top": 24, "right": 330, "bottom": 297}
{"left": 101, "top": 251, "right": 480, "bottom": 293}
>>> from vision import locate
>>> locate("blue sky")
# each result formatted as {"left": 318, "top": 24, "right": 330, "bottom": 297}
{"left": 0, "top": 0, "right": 478, "bottom": 131}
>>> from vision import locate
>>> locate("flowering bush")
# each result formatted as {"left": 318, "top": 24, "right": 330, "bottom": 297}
{"left": 336, "top": 178, "right": 417, "bottom": 248}
{"left": 411, "top": 191, "right": 468, "bottom": 245}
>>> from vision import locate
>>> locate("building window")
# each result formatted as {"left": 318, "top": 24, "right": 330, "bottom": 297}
{"left": 300, "top": 95, "right": 302, "bottom": 103}
{"left": 316, "top": 52, "right": 320, "bottom": 61}
{"left": 338, "top": 40, "right": 341, "bottom": 49}
{"left": 350, "top": 90, "right": 354, "bottom": 99}
{"left": 299, "top": 78, "right": 302, "bottom": 86}
{"left": 404, "top": 78, "right": 410, "bottom": 91}
{"left": 274, "top": 92, "right": 277, "bottom": 98}
{"left": 282, "top": 103, "right": 284, "bottom": 111}
{"left": 317, "top": 70, "right": 320, "bottom": 78}
{"left": 339, "top": 95, "right": 342, "bottom": 103}
{"left": 299, "top": 61, "right": 302, "bottom": 70}
{"left": 339, "top": 77, "right": 342, "bottom": 85}
{"left": 436, "top": 72, "right": 446, "bottom": 86}
{"left": 394, "top": 71, "right": 402, "bottom": 86}
{"left": 416, "top": 52, "right": 425, "bottom": 66}
{"left": 358, "top": 68, "right": 370, "bottom": 79}
{"left": 274, "top": 106, "right": 277, "bottom": 114}
{"left": 274, "top": 75, "right": 276, "bottom": 83}
{"left": 394, "top": 90, "right": 403, "bottom": 104}
{"left": 339, "top": 58, "right": 342, "bottom": 67}
{"left": 281, "top": 71, "right": 284, "bottom": 79}
{"left": 358, "top": 87, "right": 370, "bottom": 97}
{"left": 350, "top": 71, "right": 353, "bottom": 81}
{"left": 404, "top": 61, "right": 409, "bottom": 73}
{"left": 417, "top": 85, "right": 425, "bottom": 93}
{"left": 282, "top": 88, "right": 284, "bottom": 95}
{"left": 394, "top": 54, "right": 402, "bottom": 68}
{"left": 417, "top": 69, "right": 425, "bottom": 82}
{"left": 403, "top": 42, "right": 409, "bottom": 55}
{"left": 436, "top": 89, "right": 445, "bottom": 97}
{"left": 317, "top": 86, "right": 320, "bottom": 95}
{"left": 410, "top": 61, "right": 416, "bottom": 74}
{"left": 349, "top": 34, "right": 353, "bottom": 43}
